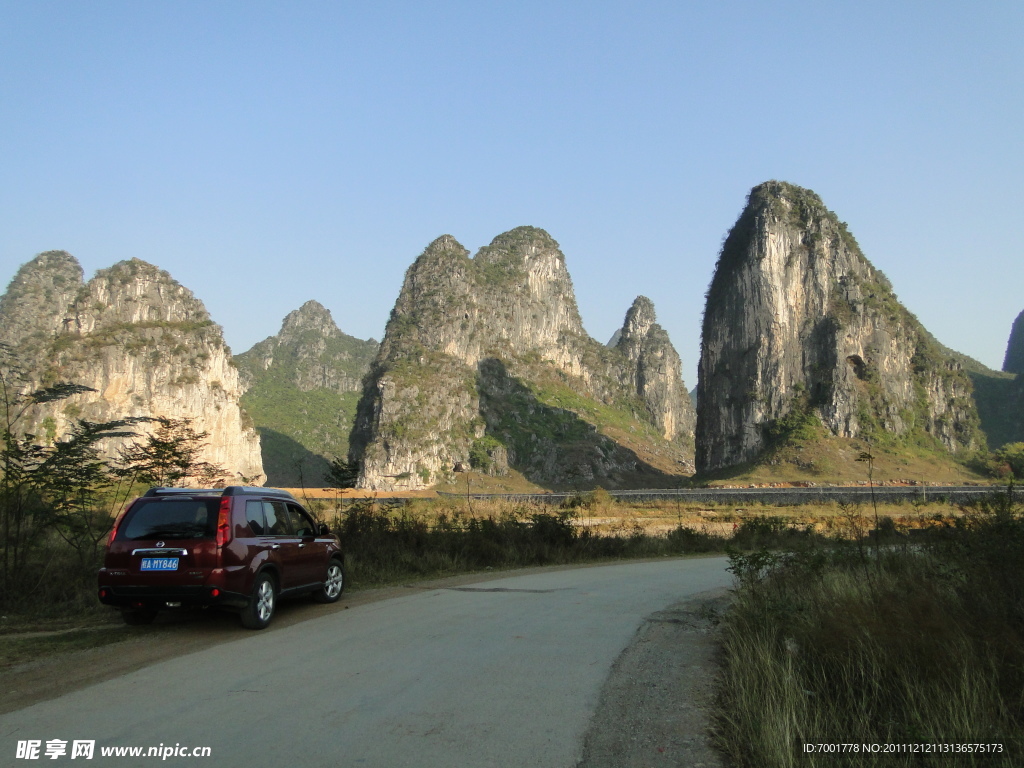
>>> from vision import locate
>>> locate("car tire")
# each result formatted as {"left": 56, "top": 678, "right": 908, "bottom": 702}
{"left": 240, "top": 573, "right": 276, "bottom": 630}
{"left": 122, "top": 608, "right": 158, "bottom": 626}
{"left": 313, "top": 559, "right": 345, "bottom": 603}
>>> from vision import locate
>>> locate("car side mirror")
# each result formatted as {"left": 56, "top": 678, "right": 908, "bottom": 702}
{"left": 318, "top": 523, "right": 330, "bottom": 536}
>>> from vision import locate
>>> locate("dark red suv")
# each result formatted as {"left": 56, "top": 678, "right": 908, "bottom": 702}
{"left": 98, "top": 486, "right": 344, "bottom": 629}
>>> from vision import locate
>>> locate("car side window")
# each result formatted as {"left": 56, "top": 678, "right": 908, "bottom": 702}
{"left": 289, "top": 504, "right": 318, "bottom": 537}
{"left": 264, "top": 501, "right": 293, "bottom": 536}
{"left": 245, "top": 500, "right": 266, "bottom": 535}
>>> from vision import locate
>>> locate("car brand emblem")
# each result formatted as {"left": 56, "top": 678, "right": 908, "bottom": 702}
{"left": 156, "top": 541, "right": 165, "bottom": 548}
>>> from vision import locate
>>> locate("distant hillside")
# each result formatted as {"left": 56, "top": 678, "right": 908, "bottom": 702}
{"left": 234, "top": 301, "right": 378, "bottom": 486}
{"left": 968, "top": 370, "right": 1024, "bottom": 450}
{"left": 1004, "top": 310, "right": 1024, "bottom": 374}
{"left": 921, "top": 341, "right": 1024, "bottom": 451}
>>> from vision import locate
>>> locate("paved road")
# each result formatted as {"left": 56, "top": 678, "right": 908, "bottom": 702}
{"left": 1, "top": 558, "right": 731, "bottom": 768}
{"left": 442, "top": 484, "right": 1012, "bottom": 506}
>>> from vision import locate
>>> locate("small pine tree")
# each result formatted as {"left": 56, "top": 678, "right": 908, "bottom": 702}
{"left": 326, "top": 457, "right": 360, "bottom": 490}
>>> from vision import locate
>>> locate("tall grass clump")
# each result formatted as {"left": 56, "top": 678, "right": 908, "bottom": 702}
{"left": 715, "top": 489, "right": 1024, "bottom": 767}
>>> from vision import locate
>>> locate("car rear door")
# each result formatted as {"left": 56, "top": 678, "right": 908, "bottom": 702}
{"left": 286, "top": 503, "right": 331, "bottom": 587}
{"left": 261, "top": 500, "right": 304, "bottom": 591}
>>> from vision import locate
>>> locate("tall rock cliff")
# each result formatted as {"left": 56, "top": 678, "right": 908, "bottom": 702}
{"left": 1003, "top": 310, "right": 1024, "bottom": 375}
{"left": 234, "top": 300, "right": 378, "bottom": 486}
{"left": 696, "top": 181, "right": 981, "bottom": 474}
{"left": 613, "top": 296, "right": 696, "bottom": 443}
{"left": 350, "top": 227, "right": 695, "bottom": 490}
{"left": 0, "top": 252, "right": 265, "bottom": 484}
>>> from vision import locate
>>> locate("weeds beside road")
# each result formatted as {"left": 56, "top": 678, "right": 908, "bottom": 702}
{"left": 326, "top": 496, "right": 725, "bottom": 586}
{"left": 716, "top": 488, "right": 1024, "bottom": 767}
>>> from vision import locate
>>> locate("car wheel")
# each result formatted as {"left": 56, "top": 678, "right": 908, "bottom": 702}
{"left": 241, "top": 573, "right": 276, "bottom": 630}
{"left": 314, "top": 559, "right": 345, "bottom": 603}
{"left": 122, "top": 608, "right": 158, "bottom": 626}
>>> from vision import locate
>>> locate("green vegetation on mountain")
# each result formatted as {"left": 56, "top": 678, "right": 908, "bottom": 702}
{"left": 240, "top": 378, "right": 362, "bottom": 486}
{"left": 967, "top": 369, "right": 1024, "bottom": 450}
{"left": 234, "top": 300, "right": 377, "bottom": 487}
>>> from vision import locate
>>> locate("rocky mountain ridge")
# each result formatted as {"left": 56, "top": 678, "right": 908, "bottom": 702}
{"left": 0, "top": 252, "right": 264, "bottom": 484}
{"left": 613, "top": 296, "right": 695, "bottom": 442}
{"left": 234, "top": 300, "right": 378, "bottom": 486}
{"left": 696, "top": 181, "right": 982, "bottom": 474}
{"left": 350, "top": 227, "right": 695, "bottom": 491}
{"left": 4, "top": 185, "right": 1010, "bottom": 491}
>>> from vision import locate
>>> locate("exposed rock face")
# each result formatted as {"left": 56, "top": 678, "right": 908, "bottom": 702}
{"left": 0, "top": 250, "right": 84, "bottom": 341}
{"left": 0, "top": 252, "right": 265, "bottom": 484}
{"left": 234, "top": 301, "right": 378, "bottom": 486}
{"left": 696, "top": 182, "right": 981, "bottom": 473}
{"left": 1003, "top": 310, "right": 1024, "bottom": 374}
{"left": 350, "top": 227, "right": 695, "bottom": 491}
{"left": 613, "top": 296, "right": 696, "bottom": 442}
{"left": 379, "top": 230, "right": 588, "bottom": 374}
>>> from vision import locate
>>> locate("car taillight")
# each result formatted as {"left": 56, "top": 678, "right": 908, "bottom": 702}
{"left": 107, "top": 503, "right": 133, "bottom": 545}
{"left": 215, "top": 497, "right": 232, "bottom": 547}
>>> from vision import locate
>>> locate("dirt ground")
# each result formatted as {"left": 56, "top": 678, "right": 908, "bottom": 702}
{"left": 2, "top": 566, "right": 730, "bottom": 767}
{"left": 577, "top": 590, "right": 729, "bottom": 768}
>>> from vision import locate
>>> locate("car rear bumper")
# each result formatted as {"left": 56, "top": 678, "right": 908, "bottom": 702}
{"left": 97, "top": 585, "right": 249, "bottom": 610}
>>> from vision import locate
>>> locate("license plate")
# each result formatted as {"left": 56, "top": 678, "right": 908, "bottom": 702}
{"left": 140, "top": 557, "right": 179, "bottom": 571}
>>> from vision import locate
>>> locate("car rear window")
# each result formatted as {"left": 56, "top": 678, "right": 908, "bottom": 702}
{"left": 121, "top": 499, "right": 220, "bottom": 541}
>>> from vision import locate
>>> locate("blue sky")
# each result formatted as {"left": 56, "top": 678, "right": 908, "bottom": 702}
{"left": 1, "top": 1, "right": 1021, "bottom": 387}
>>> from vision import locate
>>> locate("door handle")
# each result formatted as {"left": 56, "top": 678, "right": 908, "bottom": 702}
{"left": 268, "top": 544, "right": 280, "bottom": 550}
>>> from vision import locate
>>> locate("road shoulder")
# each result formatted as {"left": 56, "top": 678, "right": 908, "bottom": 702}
{"left": 578, "top": 589, "right": 730, "bottom": 768}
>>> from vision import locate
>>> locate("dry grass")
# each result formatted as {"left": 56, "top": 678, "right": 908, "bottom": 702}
{"left": 311, "top": 494, "right": 968, "bottom": 588}
{"left": 321, "top": 496, "right": 734, "bottom": 587}
{"left": 702, "top": 433, "right": 986, "bottom": 487}
{"left": 715, "top": 492, "right": 1024, "bottom": 767}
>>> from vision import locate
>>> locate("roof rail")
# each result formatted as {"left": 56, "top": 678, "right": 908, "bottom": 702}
{"left": 223, "top": 486, "right": 295, "bottom": 499}
{"left": 143, "top": 488, "right": 220, "bottom": 497}
{"left": 143, "top": 486, "right": 295, "bottom": 499}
